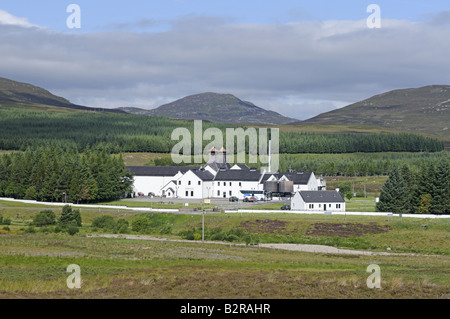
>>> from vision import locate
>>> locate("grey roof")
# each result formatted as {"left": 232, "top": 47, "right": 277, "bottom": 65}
{"left": 299, "top": 191, "right": 345, "bottom": 203}
{"left": 205, "top": 162, "right": 231, "bottom": 172}
{"left": 191, "top": 169, "right": 215, "bottom": 181}
{"left": 261, "top": 171, "right": 312, "bottom": 184}
{"left": 214, "top": 169, "right": 262, "bottom": 181}
{"left": 127, "top": 166, "right": 198, "bottom": 177}
{"left": 282, "top": 172, "right": 312, "bottom": 185}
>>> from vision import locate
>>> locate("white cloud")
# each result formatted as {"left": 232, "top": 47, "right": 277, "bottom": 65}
{"left": 0, "top": 10, "right": 39, "bottom": 28}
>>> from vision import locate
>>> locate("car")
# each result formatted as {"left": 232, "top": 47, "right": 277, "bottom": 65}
{"left": 243, "top": 196, "right": 257, "bottom": 202}
{"left": 148, "top": 192, "right": 155, "bottom": 198}
{"left": 137, "top": 192, "right": 144, "bottom": 197}
{"left": 281, "top": 205, "right": 291, "bottom": 210}
{"left": 229, "top": 196, "right": 239, "bottom": 202}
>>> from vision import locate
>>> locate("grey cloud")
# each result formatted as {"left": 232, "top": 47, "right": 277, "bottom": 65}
{"left": 1, "top": 17, "right": 450, "bottom": 120}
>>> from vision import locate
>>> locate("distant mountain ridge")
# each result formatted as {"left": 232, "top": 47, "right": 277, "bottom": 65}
{"left": 0, "top": 77, "right": 125, "bottom": 113}
{"left": 300, "top": 85, "right": 450, "bottom": 139}
{"left": 118, "top": 92, "right": 296, "bottom": 125}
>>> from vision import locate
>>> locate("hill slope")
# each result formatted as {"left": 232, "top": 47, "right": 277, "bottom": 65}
{"left": 119, "top": 92, "right": 296, "bottom": 125}
{"left": 0, "top": 77, "right": 124, "bottom": 113}
{"left": 301, "top": 85, "right": 450, "bottom": 139}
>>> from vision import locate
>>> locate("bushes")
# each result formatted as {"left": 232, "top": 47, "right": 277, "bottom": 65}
{"left": 131, "top": 214, "right": 174, "bottom": 235}
{"left": 179, "top": 227, "right": 260, "bottom": 245}
{"left": 0, "top": 215, "right": 11, "bottom": 225}
{"left": 92, "top": 215, "right": 129, "bottom": 234}
{"left": 33, "top": 210, "right": 56, "bottom": 226}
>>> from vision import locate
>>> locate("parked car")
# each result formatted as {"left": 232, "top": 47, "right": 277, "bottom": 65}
{"left": 137, "top": 192, "right": 144, "bottom": 197}
{"left": 148, "top": 192, "right": 155, "bottom": 198}
{"left": 281, "top": 205, "right": 291, "bottom": 210}
{"left": 243, "top": 196, "right": 257, "bottom": 202}
{"left": 229, "top": 196, "right": 239, "bottom": 202}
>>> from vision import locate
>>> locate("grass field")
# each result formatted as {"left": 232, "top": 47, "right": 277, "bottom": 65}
{"left": 0, "top": 202, "right": 449, "bottom": 299}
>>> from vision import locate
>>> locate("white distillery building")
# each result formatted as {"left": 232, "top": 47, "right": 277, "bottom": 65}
{"left": 128, "top": 147, "right": 326, "bottom": 200}
{"left": 291, "top": 190, "right": 346, "bottom": 212}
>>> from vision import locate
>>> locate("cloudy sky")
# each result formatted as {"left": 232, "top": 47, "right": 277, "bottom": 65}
{"left": 1, "top": 1, "right": 450, "bottom": 120}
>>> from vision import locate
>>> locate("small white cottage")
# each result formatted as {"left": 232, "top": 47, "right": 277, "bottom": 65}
{"left": 291, "top": 190, "right": 345, "bottom": 212}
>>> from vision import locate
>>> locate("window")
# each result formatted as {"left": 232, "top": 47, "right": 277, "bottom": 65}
{"left": 319, "top": 204, "right": 321, "bottom": 208}
{"left": 178, "top": 181, "right": 181, "bottom": 185}
{"left": 218, "top": 182, "right": 220, "bottom": 186}
{"left": 239, "top": 182, "right": 242, "bottom": 187}
{"left": 217, "top": 190, "right": 220, "bottom": 196}
{"left": 309, "top": 204, "right": 314, "bottom": 209}
{"left": 229, "top": 191, "right": 232, "bottom": 196}
{"left": 229, "top": 182, "right": 232, "bottom": 186}
{"left": 185, "top": 191, "right": 188, "bottom": 197}
{"left": 329, "top": 204, "right": 331, "bottom": 208}
{"left": 188, "top": 181, "right": 191, "bottom": 185}
{"left": 191, "top": 191, "right": 194, "bottom": 197}
{"left": 336, "top": 204, "right": 341, "bottom": 209}
{"left": 198, "top": 181, "right": 201, "bottom": 185}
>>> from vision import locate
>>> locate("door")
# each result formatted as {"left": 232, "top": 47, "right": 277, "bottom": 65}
{"left": 324, "top": 204, "right": 326, "bottom": 211}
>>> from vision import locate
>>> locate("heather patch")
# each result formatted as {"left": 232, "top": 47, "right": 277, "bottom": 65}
{"left": 306, "top": 222, "right": 392, "bottom": 238}
{"left": 239, "top": 219, "right": 291, "bottom": 234}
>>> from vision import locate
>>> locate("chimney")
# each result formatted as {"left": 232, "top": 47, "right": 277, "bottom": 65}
{"left": 208, "top": 147, "right": 216, "bottom": 163}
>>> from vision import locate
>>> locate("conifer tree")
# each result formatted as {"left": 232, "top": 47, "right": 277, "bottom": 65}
{"left": 376, "top": 166, "right": 409, "bottom": 214}
{"left": 431, "top": 160, "right": 450, "bottom": 215}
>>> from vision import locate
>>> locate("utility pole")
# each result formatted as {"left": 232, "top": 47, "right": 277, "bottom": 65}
{"left": 202, "top": 209, "right": 205, "bottom": 243}
{"left": 364, "top": 185, "right": 366, "bottom": 211}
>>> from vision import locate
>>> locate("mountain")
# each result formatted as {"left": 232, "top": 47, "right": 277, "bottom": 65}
{"left": 300, "top": 85, "right": 450, "bottom": 139}
{"left": 119, "top": 92, "right": 296, "bottom": 125}
{"left": 0, "top": 77, "right": 124, "bottom": 113}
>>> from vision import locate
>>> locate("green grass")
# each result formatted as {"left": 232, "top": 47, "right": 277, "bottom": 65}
{"left": 0, "top": 231, "right": 449, "bottom": 298}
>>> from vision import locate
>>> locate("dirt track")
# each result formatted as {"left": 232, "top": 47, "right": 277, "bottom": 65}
{"left": 88, "top": 234, "right": 433, "bottom": 257}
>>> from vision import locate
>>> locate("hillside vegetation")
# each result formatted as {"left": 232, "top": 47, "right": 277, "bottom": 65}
{"left": 0, "top": 108, "right": 443, "bottom": 154}
{"left": 301, "top": 85, "right": 450, "bottom": 139}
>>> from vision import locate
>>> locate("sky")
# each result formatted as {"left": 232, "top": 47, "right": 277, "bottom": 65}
{"left": 1, "top": 1, "right": 450, "bottom": 120}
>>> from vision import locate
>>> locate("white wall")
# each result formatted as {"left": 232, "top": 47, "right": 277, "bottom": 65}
{"left": 212, "top": 180, "right": 262, "bottom": 199}
{"left": 133, "top": 176, "right": 171, "bottom": 196}
{"left": 291, "top": 192, "right": 346, "bottom": 212}
{"left": 176, "top": 170, "right": 204, "bottom": 199}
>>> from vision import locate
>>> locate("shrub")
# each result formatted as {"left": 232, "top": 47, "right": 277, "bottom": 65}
{"left": 24, "top": 226, "right": 36, "bottom": 233}
{"left": 67, "top": 225, "right": 79, "bottom": 236}
{"left": 0, "top": 215, "right": 11, "bottom": 225}
{"left": 92, "top": 215, "right": 116, "bottom": 230}
{"left": 159, "top": 225, "right": 172, "bottom": 235}
{"left": 131, "top": 216, "right": 151, "bottom": 233}
{"left": 59, "top": 205, "right": 82, "bottom": 227}
{"left": 338, "top": 181, "right": 352, "bottom": 195}
{"left": 33, "top": 210, "right": 57, "bottom": 226}
{"left": 193, "top": 233, "right": 202, "bottom": 241}
{"left": 115, "top": 219, "right": 129, "bottom": 234}
{"left": 2, "top": 226, "right": 10, "bottom": 232}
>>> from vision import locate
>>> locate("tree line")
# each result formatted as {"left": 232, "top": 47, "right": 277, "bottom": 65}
{"left": 0, "top": 146, "right": 134, "bottom": 203}
{"left": 0, "top": 108, "right": 444, "bottom": 154}
{"left": 376, "top": 159, "right": 450, "bottom": 214}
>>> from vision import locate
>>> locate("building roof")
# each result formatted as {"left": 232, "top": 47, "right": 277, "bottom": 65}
{"left": 282, "top": 172, "right": 312, "bottom": 185}
{"left": 190, "top": 169, "right": 215, "bottom": 181}
{"left": 214, "top": 169, "right": 262, "bottom": 181}
{"left": 127, "top": 166, "right": 198, "bottom": 177}
{"left": 204, "top": 162, "right": 231, "bottom": 172}
{"left": 261, "top": 171, "right": 312, "bottom": 184}
{"left": 298, "top": 191, "right": 345, "bottom": 203}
